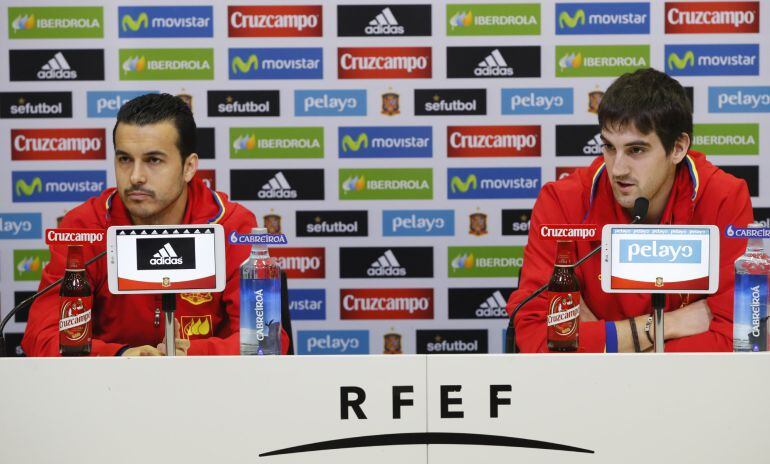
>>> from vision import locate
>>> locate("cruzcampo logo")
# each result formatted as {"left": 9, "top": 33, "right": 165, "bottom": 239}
{"left": 8, "top": 7, "right": 103, "bottom": 39}
{"left": 558, "top": 9, "right": 585, "bottom": 29}
{"left": 119, "top": 48, "right": 214, "bottom": 80}
{"left": 448, "top": 246, "right": 524, "bottom": 278}
{"left": 450, "top": 174, "right": 477, "bottom": 193}
{"left": 447, "top": 3, "right": 540, "bottom": 36}
{"left": 341, "top": 133, "right": 368, "bottom": 152}
{"left": 13, "top": 249, "right": 50, "bottom": 281}
{"left": 15, "top": 177, "right": 42, "bottom": 197}
{"left": 692, "top": 123, "right": 759, "bottom": 155}
{"left": 230, "top": 127, "right": 324, "bottom": 159}
{"left": 556, "top": 45, "right": 649, "bottom": 77}
{"left": 339, "top": 168, "right": 432, "bottom": 200}
{"left": 668, "top": 51, "right": 695, "bottom": 70}
{"left": 121, "top": 12, "right": 148, "bottom": 32}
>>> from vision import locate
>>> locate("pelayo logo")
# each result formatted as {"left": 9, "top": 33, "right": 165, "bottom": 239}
{"left": 11, "top": 128, "right": 106, "bottom": 161}
{"left": 297, "top": 330, "right": 368, "bottom": 355}
{"left": 340, "top": 168, "right": 432, "bottom": 200}
{"left": 13, "top": 249, "right": 50, "bottom": 281}
{"left": 448, "top": 246, "right": 524, "bottom": 278}
{"left": 339, "top": 126, "right": 432, "bottom": 158}
{"left": 119, "top": 6, "right": 213, "bottom": 38}
{"left": 289, "top": 289, "right": 326, "bottom": 321}
{"left": 665, "top": 44, "right": 759, "bottom": 76}
{"left": 709, "top": 87, "right": 770, "bottom": 113}
{"left": 556, "top": 45, "right": 649, "bottom": 77}
{"left": 87, "top": 91, "right": 158, "bottom": 118}
{"left": 448, "top": 168, "right": 540, "bottom": 199}
{"left": 555, "top": 2, "right": 649, "bottom": 35}
{"left": 619, "top": 240, "right": 701, "bottom": 264}
{"left": 446, "top": 4, "right": 540, "bottom": 36}
{"left": 295, "top": 89, "right": 366, "bottom": 116}
{"left": 119, "top": 48, "right": 214, "bottom": 80}
{"left": 666, "top": 2, "right": 759, "bottom": 34}
{"left": 230, "top": 127, "right": 323, "bottom": 159}
{"left": 12, "top": 171, "right": 106, "bottom": 202}
{"left": 692, "top": 124, "right": 759, "bottom": 155}
{"left": 229, "top": 48, "right": 322, "bottom": 80}
{"left": 0, "top": 213, "right": 42, "bottom": 240}
{"left": 8, "top": 7, "right": 103, "bottom": 39}
{"left": 383, "top": 210, "right": 454, "bottom": 237}
{"left": 502, "top": 88, "right": 573, "bottom": 115}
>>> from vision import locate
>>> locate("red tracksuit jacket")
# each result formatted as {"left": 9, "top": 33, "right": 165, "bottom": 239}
{"left": 507, "top": 151, "right": 753, "bottom": 352}
{"left": 22, "top": 177, "right": 290, "bottom": 356}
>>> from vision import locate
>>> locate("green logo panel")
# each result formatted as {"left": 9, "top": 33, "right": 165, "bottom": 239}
{"left": 447, "top": 4, "right": 540, "bottom": 35}
{"left": 13, "top": 249, "right": 50, "bottom": 281}
{"left": 230, "top": 127, "right": 324, "bottom": 159}
{"left": 555, "top": 45, "right": 649, "bottom": 77}
{"left": 692, "top": 124, "right": 759, "bottom": 155}
{"left": 448, "top": 246, "right": 524, "bottom": 278}
{"left": 339, "top": 168, "right": 433, "bottom": 200}
{"left": 8, "top": 7, "right": 103, "bottom": 38}
{"left": 119, "top": 48, "right": 214, "bottom": 80}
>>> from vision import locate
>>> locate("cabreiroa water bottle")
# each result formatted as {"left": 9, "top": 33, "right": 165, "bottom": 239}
{"left": 240, "top": 228, "right": 282, "bottom": 355}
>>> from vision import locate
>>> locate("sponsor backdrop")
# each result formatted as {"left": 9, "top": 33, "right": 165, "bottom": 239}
{"left": 0, "top": 0, "right": 768, "bottom": 355}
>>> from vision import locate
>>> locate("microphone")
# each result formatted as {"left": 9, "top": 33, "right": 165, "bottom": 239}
{"left": 0, "top": 250, "right": 106, "bottom": 357}
{"left": 505, "top": 197, "right": 649, "bottom": 353}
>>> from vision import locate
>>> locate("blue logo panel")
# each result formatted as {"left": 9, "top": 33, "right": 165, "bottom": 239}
{"left": 0, "top": 213, "right": 42, "bottom": 239}
{"left": 87, "top": 91, "right": 158, "bottom": 118}
{"left": 12, "top": 171, "right": 107, "bottom": 203}
{"left": 709, "top": 86, "right": 770, "bottom": 113}
{"left": 339, "top": 126, "right": 432, "bottom": 158}
{"left": 666, "top": 44, "right": 759, "bottom": 76}
{"left": 555, "top": 2, "right": 650, "bottom": 35}
{"left": 295, "top": 90, "right": 367, "bottom": 116}
{"left": 448, "top": 168, "right": 541, "bottom": 199}
{"left": 229, "top": 48, "right": 323, "bottom": 80}
{"left": 297, "top": 330, "right": 369, "bottom": 355}
{"left": 619, "top": 240, "right": 702, "bottom": 264}
{"left": 502, "top": 88, "right": 573, "bottom": 115}
{"left": 289, "top": 289, "right": 326, "bottom": 321}
{"left": 383, "top": 210, "right": 454, "bottom": 236}
{"left": 118, "top": 6, "right": 213, "bottom": 38}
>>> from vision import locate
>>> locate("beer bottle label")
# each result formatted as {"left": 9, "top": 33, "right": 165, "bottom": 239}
{"left": 59, "top": 296, "right": 93, "bottom": 346}
{"left": 546, "top": 291, "right": 580, "bottom": 336}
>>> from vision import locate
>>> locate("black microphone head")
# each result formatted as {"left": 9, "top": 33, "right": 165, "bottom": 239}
{"left": 632, "top": 197, "right": 649, "bottom": 223}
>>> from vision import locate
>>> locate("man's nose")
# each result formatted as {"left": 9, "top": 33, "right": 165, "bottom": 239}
{"left": 130, "top": 162, "right": 147, "bottom": 185}
{"left": 611, "top": 152, "right": 631, "bottom": 177}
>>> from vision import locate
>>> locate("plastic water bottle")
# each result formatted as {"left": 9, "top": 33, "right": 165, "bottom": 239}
{"left": 733, "top": 223, "right": 769, "bottom": 352}
{"left": 240, "top": 227, "right": 282, "bottom": 355}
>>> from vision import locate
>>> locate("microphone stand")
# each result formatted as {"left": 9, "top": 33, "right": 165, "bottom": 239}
{"left": 0, "top": 251, "right": 106, "bottom": 357}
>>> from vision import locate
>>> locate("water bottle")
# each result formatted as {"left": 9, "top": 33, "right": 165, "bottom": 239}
{"left": 240, "top": 227, "right": 282, "bottom": 355}
{"left": 733, "top": 223, "right": 770, "bottom": 352}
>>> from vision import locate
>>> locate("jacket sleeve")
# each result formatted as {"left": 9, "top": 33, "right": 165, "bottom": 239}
{"left": 21, "top": 215, "right": 125, "bottom": 357}
{"left": 664, "top": 180, "right": 753, "bottom": 352}
{"left": 186, "top": 206, "right": 291, "bottom": 355}
{"left": 506, "top": 184, "right": 606, "bottom": 353}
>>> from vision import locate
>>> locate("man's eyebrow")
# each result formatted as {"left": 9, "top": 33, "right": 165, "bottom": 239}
{"left": 623, "top": 140, "right": 652, "bottom": 147}
{"left": 141, "top": 151, "right": 168, "bottom": 157}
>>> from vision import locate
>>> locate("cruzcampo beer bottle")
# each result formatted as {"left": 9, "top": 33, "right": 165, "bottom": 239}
{"left": 59, "top": 245, "right": 93, "bottom": 356}
{"left": 547, "top": 240, "right": 580, "bottom": 352}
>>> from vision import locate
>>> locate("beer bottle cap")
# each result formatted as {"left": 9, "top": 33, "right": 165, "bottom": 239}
{"left": 555, "top": 240, "right": 575, "bottom": 266}
{"left": 65, "top": 245, "right": 84, "bottom": 270}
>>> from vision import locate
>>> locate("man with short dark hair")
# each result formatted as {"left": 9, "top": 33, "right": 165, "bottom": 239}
{"left": 507, "top": 68, "right": 753, "bottom": 352}
{"left": 23, "top": 93, "right": 290, "bottom": 356}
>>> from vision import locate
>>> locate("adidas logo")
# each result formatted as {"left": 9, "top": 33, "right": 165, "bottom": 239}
{"left": 583, "top": 133, "right": 603, "bottom": 155}
{"left": 368, "top": 249, "right": 407, "bottom": 277}
{"left": 365, "top": 7, "right": 405, "bottom": 35}
{"left": 476, "top": 291, "right": 508, "bottom": 318}
{"left": 259, "top": 172, "right": 298, "bottom": 199}
{"left": 474, "top": 49, "right": 513, "bottom": 77}
{"left": 150, "top": 243, "right": 183, "bottom": 266}
{"left": 37, "top": 52, "right": 77, "bottom": 80}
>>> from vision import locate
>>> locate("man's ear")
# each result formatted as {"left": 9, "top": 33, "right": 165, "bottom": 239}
{"left": 670, "top": 132, "right": 690, "bottom": 165}
{"left": 183, "top": 153, "right": 199, "bottom": 183}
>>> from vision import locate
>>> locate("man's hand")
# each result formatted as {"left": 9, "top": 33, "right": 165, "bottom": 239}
{"left": 157, "top": 318, "right": 191, "bottom": 356}
{"left": 665, "top": 298, "right": 713, "bottom": 340}
{"left": 122, "top": 345, "right": 162, "bottom": 356}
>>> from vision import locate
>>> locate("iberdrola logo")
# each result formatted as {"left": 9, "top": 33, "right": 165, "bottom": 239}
{"left": 232, "top": 55, "right": 259, "bottom": 74}
{"left": 450, "top": 174, "right": 477, "bottom": 194}
{"left": 12, "top": 14, "right": 35, "bottom": 32}
{"left": 122, "top": 56, "right": 147, "bottom": 74}
{"left": 449, "top": 11, "right": 473, "bottom": 28}
{"left": 342, "top": 176, "right": 366, "bottom": 193}
{"left": 451, "top": 253, "right": 475, "bottom": 270}
{"left": 341, "top": 133, "right": 368, "bottom": 152}
{"left": 667, "top": 51, "right": 695, "bottom": 70}
{"left": 17, "top": 255, "right": 42, "bottom": 274}
{"left": 559, "top": 52, "right": 583, "bottom": 71}
{"left": 233, "top": 134, "right": 257, "bottom": 152}
{"left": 558, "top": 10, "right": 585, "bottom": 29}
{"left": 121, "top": 12, "right": 148, "bottom": 32}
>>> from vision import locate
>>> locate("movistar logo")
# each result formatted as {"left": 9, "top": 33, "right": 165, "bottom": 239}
{"left": 559, "top": 10, "right": 585, "bottom": 29}
{"left": 232, "top": 55, "right": 259, "bottom": 74}
{"left": 450, "top": 175, "right": 477, "bottom": 193}
{"left": 122, "top": 13, "right": 148, "bottom": 31}
{"left": 668, "top": 51, "right": 695, "bottom": 70}
{"left": 15, "top": 177, "right": 42, "bottom": 197}
{"left": 341, "top": 134, "right": 368, "bottom": 152}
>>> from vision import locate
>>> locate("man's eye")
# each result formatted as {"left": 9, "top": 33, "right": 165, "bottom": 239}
{"left": 117, "top": 156, "right": 131, "bottom": 164}
{"left": 149, "top": 157, "right": 162, "bottom": 164}
{"left": 601, "top": 144, "right": 614, "bottom": 152}
{"left": 630, "top": 146, "right": 645, "bottom": 155}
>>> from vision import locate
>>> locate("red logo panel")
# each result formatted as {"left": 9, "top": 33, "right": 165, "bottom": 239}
{"left": 228, "top": 6, "right": 323, "bottom": 37}
{"left": 340, "top": 288, "right": 434, "bottom": 320}
{"left": 447, "top": 126, "right": 541, "bottom": 158}
{"left": 665, "top": 2, "right": 759, "bottom": 34}
{"left": 270, "top": 247, "right": 325, "bottom": 278}
{"left": 195, "top": 169, "right": 216, "bottom": 191}
{"left": 338, "top": 47, "right": 432, "bottom": 79}
{"left": 556, "top": 167, "right": 578, "bottom": 180}
{"left": 11, "top": 128, "right": 106, "bottom": 161}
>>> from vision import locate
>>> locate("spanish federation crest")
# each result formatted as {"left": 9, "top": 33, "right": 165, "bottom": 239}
{"left": 383, "top": 330, "right": 402, "bottom": 354}
{"left": 655, "top": 277, "right": 664, "bottom": 287}
{"left": 176, "top": 93, "right": 193, "bottom": 112}
{"left": 588, "top": 89, "right": 604, "bottom": 114}
{"left": 381, "top": 92, "right": 400, "bottom": 116}
{"left": 263, "top": 213, "right": 282, "bottom": 234}
{"left": 469, "top": 212, "right": 488, "bottom": 236}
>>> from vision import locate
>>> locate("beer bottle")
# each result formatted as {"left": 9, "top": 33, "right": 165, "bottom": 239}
{"left": 547, "top": 240, "right": 580, "bottom": 352}
{"left": 59, "top": 245, "right": 92, "bottom": 356}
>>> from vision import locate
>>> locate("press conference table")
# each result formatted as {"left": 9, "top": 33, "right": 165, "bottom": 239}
{"left": 1, "top": 353, "right": 767, "bottom": 464}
